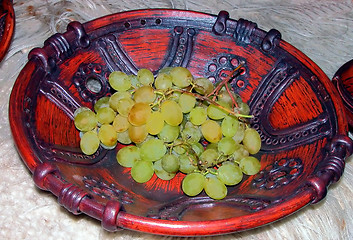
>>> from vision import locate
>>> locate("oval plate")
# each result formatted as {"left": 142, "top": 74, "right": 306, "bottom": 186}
{"left": 8, "top": 9, "right": 352, "bottom": 236}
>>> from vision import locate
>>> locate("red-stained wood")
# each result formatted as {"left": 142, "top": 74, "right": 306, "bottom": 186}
{"left": 0, "top": 0, "right": 15, "bottom": 62}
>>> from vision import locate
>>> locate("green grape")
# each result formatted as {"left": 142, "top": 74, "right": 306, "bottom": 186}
{"left": 199, "top": 148, "right": 218, "bottom": 168}
{"left": 115, "top": 97, "right": 135, "bottom": 117}
{"left": 172, "top": 139, "right": 187, "bottom": 155}
{"left": 217, "top": 86, "right": 238, "bottom": 106}
{"left": 116, "top": 145, "right": 140, "bottom": 167}
{"left": 128, "top": 102, "right": 151, "bottom": 126}
{"left": 74, "top": 107, "right": 91, "bottom": 118}
{"left": 80, "top": 130, "right": 100, "bottom": 155}
{"left": 189, "top": 106, "right": 207, "bottom": 125}
{"left": 193, "top": 77, "right": 214, "bottom": 95}
{"left": 207, "top": 101, "right": 230, "bottom": 120}
{"left": 96, "top": 107, "right": 116, "bottom": 124}
{"left": 178, "top": 93, "right": 196, "bottom": 113}
{"left": 128, "top": 124, "right": 148, "bottom": 144}
{"left": 140, "top": 138, "right": 166, "bottom": 161}
{"left": 117, "top": 129, "right": 132, "bottom": 144}
{"left": 217, "top": 163, "right": 243, "bottom": 186}
{"left": 191, "top": 142, "right": 204, "bottom": 157}
{"left": 128, "top": 74, "right": 140, "bottom": 88}
{"left": 158, "top": 124, "right": 179, "bottom": 143}
{"left": 182, "top": 172, "right": 205, "bottom": 197}
{"left": 206, "top": 142, "right": 218, "bottom": 151}
{"left": 146, "top": 111, "right": 165, "bottom": 135}
{"left": 181, "top": 125, "right": 202, "bottom": 144}
{"left": 201, "top": 120, "right": 222, "bottom": 143}
{"left": 109, "top": 91, "right": 132, "bottom": 112}
{"left": 98, "top": 124, "right": 118, "bottom": 148}
{"left": 161, "top": 100, "right": 183, "bottom": 126}
{"left": 131, "top": 160, "right": 154, "bottom": 183}
{"left": 239, "top": 156, "right": 261, "bottom": 175}
{"left": 218, "top": 137, "right": 237, "bottom": 155}
{"left": 242, "top": 128, "right": 261, "bottom": 154}
{"left": 237, "top": 101, "right": 250, "bottom": 115}
{"left": 221, "top": 115, "right": 239, "bottom": 138}
{"left": 170, "top": 67, "right": 193, "bottom": 88}
{"left": 154, "top": 72, "right": 172, "bottom": 90}
{"left": 231, "top": 144, "right": 249, "bottom": 163}
{"left": 179, "top": 154, "right": 198, "bottom": 174}
{"left": 204, "top": 175, "right": 227, "bottom": 200}
{"left": 112, "top": 114, "right": 129, "bottom": 133}
{"left": 233, "top": 122, "right": 245, "bottom": 143}
{"left": 161, "top": 154, "right": 180, "bottom": 173}
{"left": 137, "top": 68, "right": 154, "bottom": 86}
{"left": 168, "top": 88, "right": 182, "bottom": 102}
{"left": 74, "top": 109, "right": 98, "bottom": 132}
{"left": 94, "top": 97, "right": 110, "bottom": 112}
{"left": 153, "top": 159, "right": 176, "bottom": 180}
{"left": 133, "top": 85, "right": 156, "bottom": 103}
{"left": 109, "top": 71, "right": 132, "bottom": 91}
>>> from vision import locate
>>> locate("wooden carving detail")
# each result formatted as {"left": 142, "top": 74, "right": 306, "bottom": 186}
{"left": 0, "top": 9, "right": 6, "bottom": 39}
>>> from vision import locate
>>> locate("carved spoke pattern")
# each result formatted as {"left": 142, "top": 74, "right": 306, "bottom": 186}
{"left": 253, "top": 158, "right": 303, "bottom": 190}
{"left": 249, "top": 59, "right": 334, "bottom": 152}
{"left": 82, "top": 176, "right": 134, "bottom": 205}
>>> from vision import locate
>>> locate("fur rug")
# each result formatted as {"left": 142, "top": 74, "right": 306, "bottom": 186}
{"left": 1, "top": 0, "right": 353, "bottom": 239}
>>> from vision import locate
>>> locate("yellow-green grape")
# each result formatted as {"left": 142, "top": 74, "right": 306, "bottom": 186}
{"left": 80, "top": 130, "right": 100, "bottom": 155}
{"left": 178, "top": 93, "right": 196, "bottom": 113}
{"left": 191, "top": 142, "right": 204, "bottom": 157}
{"left": 182, "top": 172, "right": 205, "bottom": 197}
{"left": 221, "top": 115, "right": 239, "bottom": 138}
{"left": 153, "top": 159, "right": 176, "bottom": 180}
{"left": 128, "top": 124, "right": 148, "bottom": 144}
{"left": 109, "top": 71, "right": 131, "bottom": 91}
{"left": 140, "top": 138, "right": 166, "bottom": 161}
{"left": 158, "top": 124, "right": 180, "bottom": 143}
{"left": 112, "top": 114, "right": 129, "bottom": 133}
{"left": 128, "top": 74, "right": 139, "bottom": 88}
{"left": 206, "top": 142, "right": 218, "bottom": 151}
{"left": 239, "top": 156, "right": 261, "bottom": 175}
{"left": 170, "top": 67, "right": 193, "bottom": 88}
{"left": 168, "top": 88, "right": 182, "bottom": 102}
{"left": 128, "top": 102, "right": 151, "bottom": 126}
{"left": 96, "top": 107, "right": 116, "bottom": 124}
{"left": 217, "top": 86, "right": 237, "bottom": 106}
{"left": 179, "top": 154, "right": 198, "bottom": 174}
{"left": 109, "top": 91, "right": 132, "bottom": 112}
{"left": 217, "top": 162, "right": 243, "bottom": 186}
{"left": 193, "top": 77, "right": 214, "bottom": 95}
{"left": 115, "top": 97, "right": 135, "bottom": 117}
{"left": 131, "top": 160, "right": 154, "bottom": 183}
{"left": 74, "top": 106, "right": 91, "bottom": 118}
{"left": 74, "top": 108, "right": 98, "bottom": 132}
{"left": 237, "top": 101, "right": 250, "bottom": 115}
{"left": 233, "top": 122, "right": 245, "bottom": 144}
{"left": 199, "top": 148, "right": 218, "bottom": 168}
{"left": 189, "top": 106, "right": 207, "bottom": 125}
{"left": 161, "top": 154, "right": 179, "bottom": 173}
{"left": 201, "top": 120, "right": 222, "bottom": 143}
{"left": 117, "top": 129, "right": 132, "bottom": 144}
{"left": 172, "top": 139, "right": 186, "bottom": 155}
{"left": 133, "top": 85, "right": 156, "bottom": 103}
{"left": 242, "top": 128, "right": 261, "bottom": 154}
{"left": 207, "top": 101, "right": 230, "bottom": 120}
{"left": 181, "top": 125, "right": 201, "bottom": 145}
{"left": 116, "top": 145, "right": 140, "bottom": 167}
{"left": 146, "top": 111, "right": 165, "bottom": 135}
{"left": 231, "top": 144, "right": 249, "bottom": 163}
{"left": 218, "top": 137, "right": 237, "bottom": 155}
{"left": 137, "top": 68, "right": 154, "bottom": 86}
{"left": 154, "top": 72, "right": 172, "bottom": 90}
{"left": 94, "top": 96, "right": 110, "bottom": 112}
{"left": 204, "top": 175, "right": 227, "bottom": 200}
{"left": 160, "top": 100, "right": 183, "bottom": 126}
{"left": 98, "top": 124, "right": 118, "bottom": 148}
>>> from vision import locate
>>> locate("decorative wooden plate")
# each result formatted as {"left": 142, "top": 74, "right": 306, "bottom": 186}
{"left": 8, "top": 9, "right": 353, "bottom": 236}
{"left": 0, "top": 0, "right": 15, "bottom": 62}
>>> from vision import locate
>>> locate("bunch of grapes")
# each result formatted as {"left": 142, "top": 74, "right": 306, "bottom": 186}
{"left": 73, "top": 66, "right": 262, "bottom": 200}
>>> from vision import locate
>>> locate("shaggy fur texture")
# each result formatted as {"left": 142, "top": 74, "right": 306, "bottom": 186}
{"left": 1, "top": 0, "right": 353, "bottom": 239}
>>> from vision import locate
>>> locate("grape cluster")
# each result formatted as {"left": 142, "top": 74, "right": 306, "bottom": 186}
{"left": 73, "top": 66, "right": 262, "bottom": 200}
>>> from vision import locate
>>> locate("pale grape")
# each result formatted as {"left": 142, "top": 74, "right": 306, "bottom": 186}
{"left": 161, "top": 154, "right": 180, "bottom": 173}
{"left": 98, "top": 124, "right": 118, "bottom": 147}
{"left": 242, "top": 128, "right": 262, "bottom": 154}
{"left": 172, "top": 139, "right": 186, "bottom": 155}
{"left": 137, "top": 68, "right": 154, "bottom": 86}
{"left": 189, "top": 106, "right": 207, "bottom": 125}
{"left": 182, "top": 172, "right": 205, "bottom": 197}
{"left": 160, "top": 100, "right": 183, "bottom": 126}
{"left": 199, "top": 148, "right": 218, "bottom": 168}
{"left": 109, "top": 91, "right": 132, "bottom": 112}
{"left": 217, "top": 163, "right": 243, "bottom": 186}
{"left": 218, "top": 137, "right": 237, "bottom": 155}
{"left": 233, "top": 122, "right": 245, "bottom": 143}
{"left": 140, "top": 138, "right": 166, "bottom": 161}
{"left": 179, "top": 154, "right": 198, "bottom": 174}
{"left": 239, "top": 156, "right": 261, "bottom": 175}
{"left": 191, "top": 142, "right": 204, "bottom": 157}
{"left": 133, "top": 85, "right": 156, "bottom": 103}
{"left": 158, "top": 124, "right": 179, "bottom": 143}
{"left": 94, "top": 97, "right": 110, "bottom": 112}
{"left": 146, "top": 111, "right": 164, "bottom": 135}
{"left": 201, "top": 120, "right": 222, "bottom": 143}
{"left": 96, "top": 107, "right": 116, "bottom": 124}
{"left": 131, "top": 160, "right": 154, "bottom": 183}
{"left": 170, "top": 67, "right": 193, "bottom": 88}
{"left": 153, "top": 159, "right": 176, "bottom": 181}
{"left": 193, "top": 77, "right": 214, "bottom": 95}
{"left": 218, "top": 87, "right": 238, "bottom": 106}
{"left": 116, "top": 145, "right": 140, "bottom": 167}
{"left": 73, "top": 107, "right": 91, "bottom": 118}
{"left": 112, "top": 114, "right": 129, "bottom": 133}
{"left": 74, "top": 109, "right": 98, "bottom": 132}
{"left": 80, "top": 131, "right": 100, "bottom": 155}
{"left": 109, "top": 71, "right": 131, "bottom": 91}
{"left": 181, "top": 125, "right": 201, "bottom": 144}
{"left": 117, "top": 130, "right": 132, "bottom": 144}
{"left": 115, "top": 97, "right": 135, "bottom": 117}
{"left": 231, "top": 144, "right": 249, "bottom": 163}
{"left": 128, "top": 124, "right": 148, "bottom": 144}
{"left": 221, "top": 115, "right": 239, "bottom": 138}
{"left": 207, "top": 101, "right": 230, "bottom": 120}
{"left": 237, "top": 101, "right": 250, "bottom": 115}
{"left": 154, "top": 72, "right": 172, "bottom": 90}
{"left": 128, "top": 102, "right": 151, "bottom": 126}
{"left": 178, "top": 93, "right": 196, "bottom": 113}
{"left": 204, "top": 176, "right": 227, "bottom": 200}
